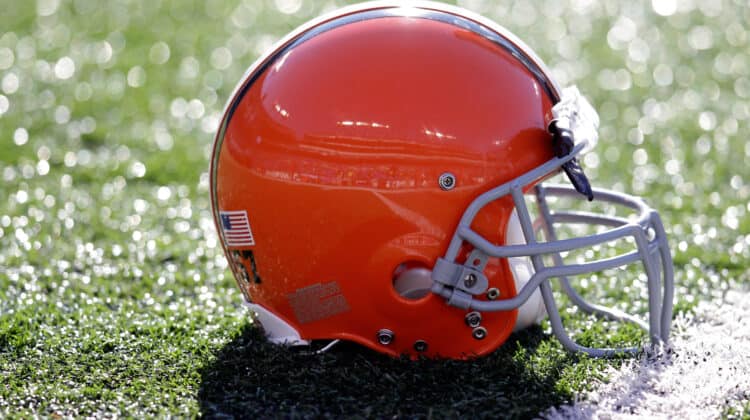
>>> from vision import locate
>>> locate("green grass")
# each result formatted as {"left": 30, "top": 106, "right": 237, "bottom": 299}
{"left": 1, "top": 0, "right": 749, "bottom": 417}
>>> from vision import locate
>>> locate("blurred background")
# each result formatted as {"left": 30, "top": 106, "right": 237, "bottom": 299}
{"left": 1, "top": 0, "right": 749, "bottom": 416}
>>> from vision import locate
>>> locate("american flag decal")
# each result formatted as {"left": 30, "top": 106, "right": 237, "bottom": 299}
{"left": 219, "top": 210, "right": 255, "bottom": 247}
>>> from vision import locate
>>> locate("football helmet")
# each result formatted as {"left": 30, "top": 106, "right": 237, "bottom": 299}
{"left": 210, "top": 1, "right": 673, "bottom": 359}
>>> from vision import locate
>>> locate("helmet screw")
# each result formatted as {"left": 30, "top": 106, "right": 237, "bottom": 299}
{"left": 463, "top": 273, "right": 477, "bottom": 288}
{"left": 465, "top": 311, "right": 482, "bottom": 328}
{"left": 438, "top": 172, "right": 456, "bottom": 190}
{"left": 472, "top": 326, "right": 488, "bottom": 340}
{"left": 486, "top": 288, "right": 500, "bottom": 300}
{"left": 413, "top": 340, "right": 428, "bottom": 352}
{"left": 377, "top": 329, "right": 394, "bottom": 345}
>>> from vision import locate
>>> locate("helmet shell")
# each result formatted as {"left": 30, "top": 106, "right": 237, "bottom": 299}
{"left": 211, "top": 3, "right": 558, "bottom": 358}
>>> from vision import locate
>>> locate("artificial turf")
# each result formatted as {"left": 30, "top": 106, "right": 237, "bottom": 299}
{"left": 1, "top": 0, "right": 749, "bottom": 418}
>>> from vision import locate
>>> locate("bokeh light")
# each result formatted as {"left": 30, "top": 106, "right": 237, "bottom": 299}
{"left": 0, "top": 0, "right": 748, "bottom": 415}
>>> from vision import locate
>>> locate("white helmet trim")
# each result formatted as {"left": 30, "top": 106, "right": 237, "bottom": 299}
{"left": 246, "top": 302, "right": 309, "bottom": 346}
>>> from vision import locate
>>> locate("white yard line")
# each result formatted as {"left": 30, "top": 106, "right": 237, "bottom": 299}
{"left": 544, "top": 289, "right": 750, "bottom": 419}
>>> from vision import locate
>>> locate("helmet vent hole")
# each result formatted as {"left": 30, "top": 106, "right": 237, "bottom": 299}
{"left": 392, "top": 262, "right": 432, "bottom": 301}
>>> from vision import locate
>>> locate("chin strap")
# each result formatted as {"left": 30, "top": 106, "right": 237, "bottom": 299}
{"left": 549, "top": 85, "right": 600, "bottom": 202}
{"left": 549, "top": 120, "right": 594, "bottom": 201}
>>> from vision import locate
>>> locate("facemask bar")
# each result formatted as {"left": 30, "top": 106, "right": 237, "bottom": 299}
{"left": 431, "top": 142, "right": 674, "bottom": 357}
{"left": 533, "top": 184, "right": 674, "bottom": 354}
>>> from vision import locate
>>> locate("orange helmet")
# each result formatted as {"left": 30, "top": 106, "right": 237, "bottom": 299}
{"left": 210, "top": 1, "right": 673, "bottom": 359}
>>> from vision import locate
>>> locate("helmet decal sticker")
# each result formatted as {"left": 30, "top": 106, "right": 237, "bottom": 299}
{"left": 287, "top": 282, "right": 351, "bottom": 324}
{"left": 231, "top": 250, "right": 262, "bottom": 285}
{"left": 219, "top": 210, "right": 255, "bottom": 248}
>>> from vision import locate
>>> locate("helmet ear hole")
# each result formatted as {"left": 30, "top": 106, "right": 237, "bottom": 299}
{"left": 392, "top": 262, "right": 433, "bottom": 301}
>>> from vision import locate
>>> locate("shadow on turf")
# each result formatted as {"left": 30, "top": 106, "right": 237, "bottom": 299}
{"left": 198, "top": 324, "right": 578, "bottom": 419}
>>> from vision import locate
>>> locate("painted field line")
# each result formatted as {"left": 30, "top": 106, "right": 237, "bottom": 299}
{"left": 543, "top": 289, "right": 750, "bottom": 419}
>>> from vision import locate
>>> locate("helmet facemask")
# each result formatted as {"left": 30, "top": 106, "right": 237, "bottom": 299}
{"left": 431, "top": 89, "right": 673, "bottom": 357}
